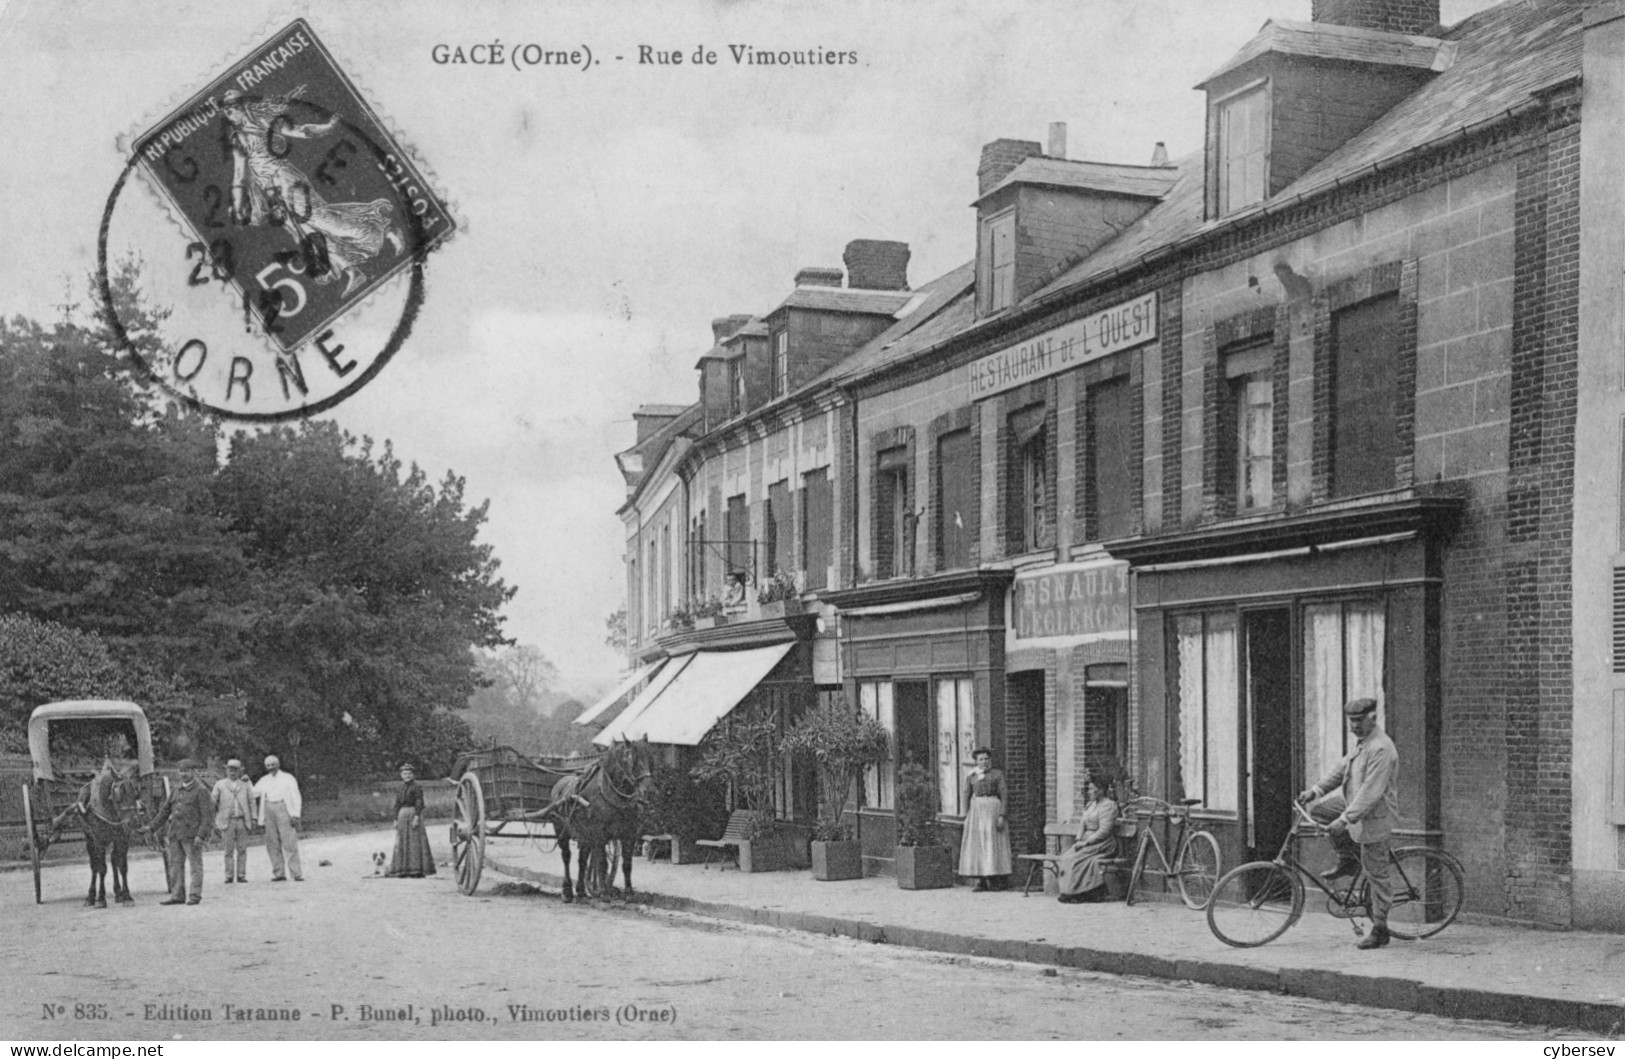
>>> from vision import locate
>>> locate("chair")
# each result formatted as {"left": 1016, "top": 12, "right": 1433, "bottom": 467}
{"left": 694, "top": 809, "right": 762, "bottom": 870}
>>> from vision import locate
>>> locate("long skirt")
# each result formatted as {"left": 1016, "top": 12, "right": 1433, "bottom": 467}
{"left": 388, "top": 807, "right": 437, "bottom": 877}
{"left": 1058, "top": 834, "right": 1116, "bottom": 896}
{"left": 957, "top": 795, "right": 1012, "bottom": 876}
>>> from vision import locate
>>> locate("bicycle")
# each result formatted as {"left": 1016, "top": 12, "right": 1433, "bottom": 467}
{"left": 1123, "top": 796, "right": 1222, "bottom": 910}
{"left": 1206, "top": 801, "right": 1465, "bottom": 947}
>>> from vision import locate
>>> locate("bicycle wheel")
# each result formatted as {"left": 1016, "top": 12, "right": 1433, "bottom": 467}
{"left": 1206, "top": 861, "right": 1303, "bottom": 948}
{"left": 1175, "top": 829, "right": 1222, "bottom": 910}
{"left": 1384, "top": 847, "right": 1464, "bottom": 940}
{"left": 1123, "top": 834, "right": 1152, "bottom": 907}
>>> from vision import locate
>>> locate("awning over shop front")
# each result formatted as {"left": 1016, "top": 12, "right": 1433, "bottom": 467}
{"left": 573, "top": 659, "right": 666, "bottom": 728}
{"left": 593, "top": 654, "right": 693, "bottom": 745}
{"left": 592, "top": 643, "right": 793, "bottom": 747}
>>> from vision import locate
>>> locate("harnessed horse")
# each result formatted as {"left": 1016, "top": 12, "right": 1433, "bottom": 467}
{"left": 47, "top": 763, "right": 146, "bottom": 908}
{"left": 542, "top": 738, "right": 656, "bottom": 902}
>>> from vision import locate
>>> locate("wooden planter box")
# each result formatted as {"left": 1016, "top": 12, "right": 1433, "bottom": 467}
{"left": 895, "top": 845, "right": 955, "bottom": 890}
{"left": 738, "top": 832, "right": 792, "bottom": 873}
{"left": 811, "top": 839, "right": 862, "bottom": 881}
{"left": 694, "top": 616, "right": 728, "bottom": 630}
{"left": 758, "top": 598, "right": 803, "bottom": 619}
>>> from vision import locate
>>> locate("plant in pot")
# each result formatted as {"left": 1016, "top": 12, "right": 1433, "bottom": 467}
{"left": 641, "top": 764, "right": 726, "bottom": 864}
{"left": 894, "top": 761, "right": 955, "bottom": 889}
{"left": 692, "top": 708, "right": 788, "bottom": 872}
{"left": 756, "top": 569, "right": 802, "bottom": 619}
{"left": 692, "top": 596, "right": 727, "bottom": 629}
{"left": 780, "top": 695, "right": 889, "bottom": 881}
{"left": 666, "top": 602, "right": 696, "bottom": 633}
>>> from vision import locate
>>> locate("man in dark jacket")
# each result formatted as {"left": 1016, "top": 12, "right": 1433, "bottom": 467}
{"left": 148, "top": 759, "right": 214, "bottom": 905}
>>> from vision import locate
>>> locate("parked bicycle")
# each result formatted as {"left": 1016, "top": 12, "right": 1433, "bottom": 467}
{"left": 1206, "top": 801, "right": 1464, "bottom": 947}
{"left": 1123, "top": 796, "right": 1221, "bottom": 910}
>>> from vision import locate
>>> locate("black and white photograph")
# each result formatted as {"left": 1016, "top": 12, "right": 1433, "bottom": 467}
{"left": 1, "top": 0, "right": 1622, "bottom": 1044}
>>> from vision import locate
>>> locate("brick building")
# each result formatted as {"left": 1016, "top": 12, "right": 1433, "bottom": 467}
{"left": 608, "top": 0, "right": 1621, "bottom": 926}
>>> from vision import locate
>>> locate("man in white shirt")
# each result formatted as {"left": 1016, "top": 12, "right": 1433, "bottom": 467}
{"left": 254, "top": 755, "right": 304, "bottom": 882}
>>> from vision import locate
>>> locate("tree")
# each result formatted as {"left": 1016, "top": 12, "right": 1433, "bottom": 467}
{"left": 461, "top": 648, "right": 594, "bottom": 757}
{"left": 604, "top": 608, "right": 627, "bottom": 655}
{"left": 0, "top": 614, "right": 124, "bottom": 752}
{"left": 489, "top": 644, "right": 558, "bottom": 714}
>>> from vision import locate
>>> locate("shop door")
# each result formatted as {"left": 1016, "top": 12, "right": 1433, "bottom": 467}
{"left": 1008, "top": 670, "right": 1046, "bottom": 855}
{"left": 1244, "top": 609, "right": 1293, "bottom": 861}
{"left": 894, "top": 681, "right": 932, "bottom": 768}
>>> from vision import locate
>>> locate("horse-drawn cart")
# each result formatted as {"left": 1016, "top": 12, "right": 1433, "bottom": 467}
{"left": 445, "top": 741, "right": 655, "bottom": 901}
{"left": 22, "top": 700, "right": 168, "bottom": 905}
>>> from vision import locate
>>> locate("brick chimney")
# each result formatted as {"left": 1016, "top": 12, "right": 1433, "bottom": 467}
{"left": 794, "top": 266, "right": 844, "bottom": 288}
{"left": 710, "top": 314, "right": 753, "bottom": 343}
{"left": 978, "top": 137, "right": 1043, "bottom": 197}
{"left": 632, "top": 405, "right": 683, "bottom": 444}
{"left": 1311, "top": 0, "right": 1440, "bottom": 35}
{"left": 843, "top": 239, "right": 910, "bottom": 291}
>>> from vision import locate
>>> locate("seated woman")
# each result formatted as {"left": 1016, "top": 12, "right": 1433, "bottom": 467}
{"left": 1057, "top": 778, "right": 1119, "bottom": 904}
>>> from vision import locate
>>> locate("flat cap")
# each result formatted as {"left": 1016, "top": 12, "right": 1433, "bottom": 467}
{"left": 1343, "top": 697, "right": 1379, "bottom": 716}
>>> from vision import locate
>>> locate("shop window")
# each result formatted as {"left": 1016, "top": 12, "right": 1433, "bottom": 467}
{"left": 1302, "top": 601, "right": 1386, "bottom": 783}
{"left": 937, "top": 428, "right": 975, "bottom": 570}
{"left": 773, "top": 329, "right": 789, "bottom": 397}
{"left": 1217, "top": 83, "right": 1268, "bottom": 215}
{"left": 1171, "top": 612, "right": 1239, "bottom": 812}
{"left": 764, "top": 480, "right": 788, "bottom": 577}
{"left": 801, "top": 468, "right": 831, "bottom": 590}
{"left": 1331, "top": 294, "right": 1399, "bottom": 497}
{"left": 936, "top": 678, "right": 976, "bottom": 816}
{"left": 860, "top": 680, "right": 896, "bottom": 809}
{"left": 1221, "top": 342, "right": 1274, "bottom": 512}
{"left": 875, "top": 446, "right": 911, "bottom": 579}
{"left": 981, "top": 210, "right": 1016, "bottom": 315}
{"left": 1087, "top": 377, "right": 1133, "bottom": 540}
{"left": 1007, "top": 404, "right": 1048, "bottom": 553}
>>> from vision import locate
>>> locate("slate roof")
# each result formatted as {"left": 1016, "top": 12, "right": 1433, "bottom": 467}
{"left": 635, "top": 403, "right": 689, "bottom": 418}
{"left": 770, "top": 287, "right": 915, "bottom": 315}
{"left": 975, "top": 157, "right": 1182, "bottom": 203}
{"left": 1195, "top": 18, "right": 1455, "bottom": 88}
{"left": 817, "top": 263, "right": 977, "bottom": 386}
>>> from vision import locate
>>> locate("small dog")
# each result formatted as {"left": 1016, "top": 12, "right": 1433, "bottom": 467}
{"left": 371, "top": 852, "right": 387, "bottom": 876}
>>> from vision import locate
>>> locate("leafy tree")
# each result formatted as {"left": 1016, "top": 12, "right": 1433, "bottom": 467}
{"left": 461, "top": 648, "right": 594, "bottom": 757}
{"left": 604, "top": 608, "right": 627, "bottom": 654}
{"left": 0, "top": 613, "right": 124, "bottom": 752}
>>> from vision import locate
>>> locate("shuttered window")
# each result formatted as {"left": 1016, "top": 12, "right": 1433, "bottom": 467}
{"left": 1331, "top": 294, "right": 1399, "bottom": 498}
{"left": 937, "top": 429, "right": 975, "bottom": 570}
{"left": 801, "top": 468, "right": 832, "bottom": 590}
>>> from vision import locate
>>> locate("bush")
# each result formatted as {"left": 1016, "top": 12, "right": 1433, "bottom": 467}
{"left": 642, "top": 766, "right": 727, "bottom": 840}
{"left": 780, "top": 696, "right": 888, "bottom": 842}
{"left": 894, "top": 761, "right": 941, "bottom": 847}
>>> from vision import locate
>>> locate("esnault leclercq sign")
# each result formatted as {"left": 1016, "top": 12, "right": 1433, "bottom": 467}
{"left": 967, "top": 291, "right": 1157, "bottom": 401}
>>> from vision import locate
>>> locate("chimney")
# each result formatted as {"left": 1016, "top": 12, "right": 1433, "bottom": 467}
{"left": 1047, "top": 122, "right": 1067, "bottom": 159}
{"left": 843, "top": 239, "right": 911, "bottom": 291}
{"left": 1150, "top": 141, "right": 1170, "bottom": 167}
{"left": 632, "top": 405, "right": 681, "bottom": 444}
{"left": 1310, "top": 0, "right": 1440, "bottom": 35}
{"left": 977, "top": 137, "right": 1043, "bottom": 196}
{"left": 710, "top": 314, "right": 753, "bottom": 343}
{"left": 794, "top": 266, "right": 844, "bottom": 288}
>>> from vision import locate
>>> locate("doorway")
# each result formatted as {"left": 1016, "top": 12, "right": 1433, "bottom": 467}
{"left": 1244, "top": 609, "right": 1293, "bottom": 861}
{"left": 1008, "top": 670, "right": 1046, "bottom": 855}
{"left": 894, "top": 681, "right": 931, "bottom": 769}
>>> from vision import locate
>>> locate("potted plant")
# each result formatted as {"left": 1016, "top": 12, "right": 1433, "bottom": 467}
{"left": 780, "top": 695, "right": 889, "bottom": 881}
{"left": 666, "top": 602, "right": 696, "bottom": 633}
{"left": 641, "top": 766, "right": 726, "bottom": 864}
{"left": 692, "top": 596, "right": 727, "bottom": 629}
{"left": 756, "top": 570, "right": 803, "bottom": 619}
{"left": 692, "top": 709, "right": 789, "bottom": 872}
{"left": 894, "top": 761, "right": 955, "bottom": 889}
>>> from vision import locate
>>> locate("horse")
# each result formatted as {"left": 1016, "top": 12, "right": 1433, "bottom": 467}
{"left": 46, "top": 763, "right": 147, "bottom": 908}
{"left": 542, "top": 738, "right": 656, "bottom": 903}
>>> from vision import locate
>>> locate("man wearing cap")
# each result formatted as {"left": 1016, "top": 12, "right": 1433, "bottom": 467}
{"left": 212, "top": 759, "right": 256, "bottom": 883}
{"left": 253, "top": 755, "right": 304, "bottom": 882}
{"left": 147, "top": 759, "right": 214, "bottom": 905}
{"left": 1297, "top": 697, "right": 1400, "bottom": 949}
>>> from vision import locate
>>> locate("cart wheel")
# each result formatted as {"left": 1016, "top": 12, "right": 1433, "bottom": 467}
{"left": 22, "top": 784, "right": 42, "bottom": 905}
{"left": 451, "top": 774, "right": 486, "bottom": 896}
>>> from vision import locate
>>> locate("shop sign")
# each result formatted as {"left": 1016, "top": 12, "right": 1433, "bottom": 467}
{"left": 967, "top": 291, "right": 1157, "bottom": 401}
{"left": 1011, "top": 561, "right": 1130, "bottom": 641}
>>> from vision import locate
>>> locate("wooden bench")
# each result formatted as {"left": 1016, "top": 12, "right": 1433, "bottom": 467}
{"left": 694, "top": 810, "right": 762, "bottom": 870}
{"left": 639, "top": 833, "right": 674, "bottom": 860}
{"left": 1017, "top": 817, "right": 1137, "bottom": 897}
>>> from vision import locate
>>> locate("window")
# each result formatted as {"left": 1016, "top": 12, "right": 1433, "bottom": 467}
{"left": 860, "top": 680, "right": 896, "bottom": 809}
{"left": 801, "top": 468, "right": 832, "bottom": 590}
{"left": 764, "top": 480, "right": 788, "bottom": 576}
{"left": 875, "top": 446, "right": 911, "bottom": 578}
{"left": 1221, "top": 343, "right": 1274, "bottom": 511}
{"left": 773, "top": 330, "right": 789, "bottom": 397}
{"left": 1218, "top": 84, "right": 1268, "bottom": 214}
{"left": 689, "top": 515, "right": 704, "bottom": 598}
{"left": 1331, "top": 294, "right": 1399, "bottom": 497}
{"left": 981, "top": 211, "right": 1015, "bottom": 314}
{"left": 1007, "top": 404, "right": 1047, "bottom": 553}
{"left": 725, "top": 494, "right": 749, "bottom": 590}
{"left": 727, "top": 359, "right": 744, "bottom": 417}
{"left": 936, "top": 678, "right": 976, "bottom": 816}
{"left": 648, "top": 538, "right": 658, "bottom": 633}
{"left": 628, "top": 556, "right": 639, "bottom": 645}
{"left": 1303, "top": 601, "right": 1385, "bottom": 785}
{"left": 660, "top": 523, "right": 671, "bottom": 619}
{"left": 1172, "top": 611, "right": 1239, "bottom": 812}
{"left": 936, "top": 429, "right": 975, "bottom": 570}
{"left": 1087, "top": 378, "right": 1133, "bottom": 541}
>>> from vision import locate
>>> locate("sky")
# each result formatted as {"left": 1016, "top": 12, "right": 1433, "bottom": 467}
{"left": 0, "top": 0, "right": 1502, "bottom": 698}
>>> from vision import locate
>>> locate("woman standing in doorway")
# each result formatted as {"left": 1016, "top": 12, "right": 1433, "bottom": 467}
{"left": 959, "top": 748, "right": 1012, "bottom": 891}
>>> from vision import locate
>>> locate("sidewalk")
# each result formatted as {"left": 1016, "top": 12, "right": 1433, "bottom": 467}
{"left": 484, "top": 839, "right": 1625, "bottom": 1035}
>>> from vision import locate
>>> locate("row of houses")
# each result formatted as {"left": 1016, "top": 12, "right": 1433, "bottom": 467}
{"left": 590, "top": 0, "right": 1625, "bottom": 931}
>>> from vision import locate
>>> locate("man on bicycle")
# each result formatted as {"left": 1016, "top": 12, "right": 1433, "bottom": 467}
{"left": 1296, "top": 697, "right": 1399, "bottom": 950}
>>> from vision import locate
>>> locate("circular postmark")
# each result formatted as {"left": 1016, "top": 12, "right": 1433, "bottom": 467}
{"left": 98, "top": 23, "right": 454, "bottom": 421}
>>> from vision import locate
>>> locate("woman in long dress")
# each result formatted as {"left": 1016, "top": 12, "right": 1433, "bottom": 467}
{"left": 387, "top": 763, "right": 437, "bottom": 878}
{"left": 958, "top": 748, "right": 1012, "bottom": 892}
{"left": 1057, "top": 778, "right": 1119, "bottom": 903}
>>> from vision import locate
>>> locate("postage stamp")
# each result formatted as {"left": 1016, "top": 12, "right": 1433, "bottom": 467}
{"left": 111, "top": 19, "right": 455, "bottom": 419}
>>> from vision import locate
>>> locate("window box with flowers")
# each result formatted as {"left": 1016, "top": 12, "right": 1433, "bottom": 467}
{"left": 756, "top": 570, "right": 803, "bottom": 619}
{"left": 691, "top": 596, "right": 728, "bottom": 630}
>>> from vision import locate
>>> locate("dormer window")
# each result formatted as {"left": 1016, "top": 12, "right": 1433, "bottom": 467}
{"left": 1217, "top": 82, "right": 1268, "bottom": 215}
{"left": 980, "top": 210, "right": 1015, "bottom": 314}
{"left": 773, "top": 330, "right": 789, "bottom": 397}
